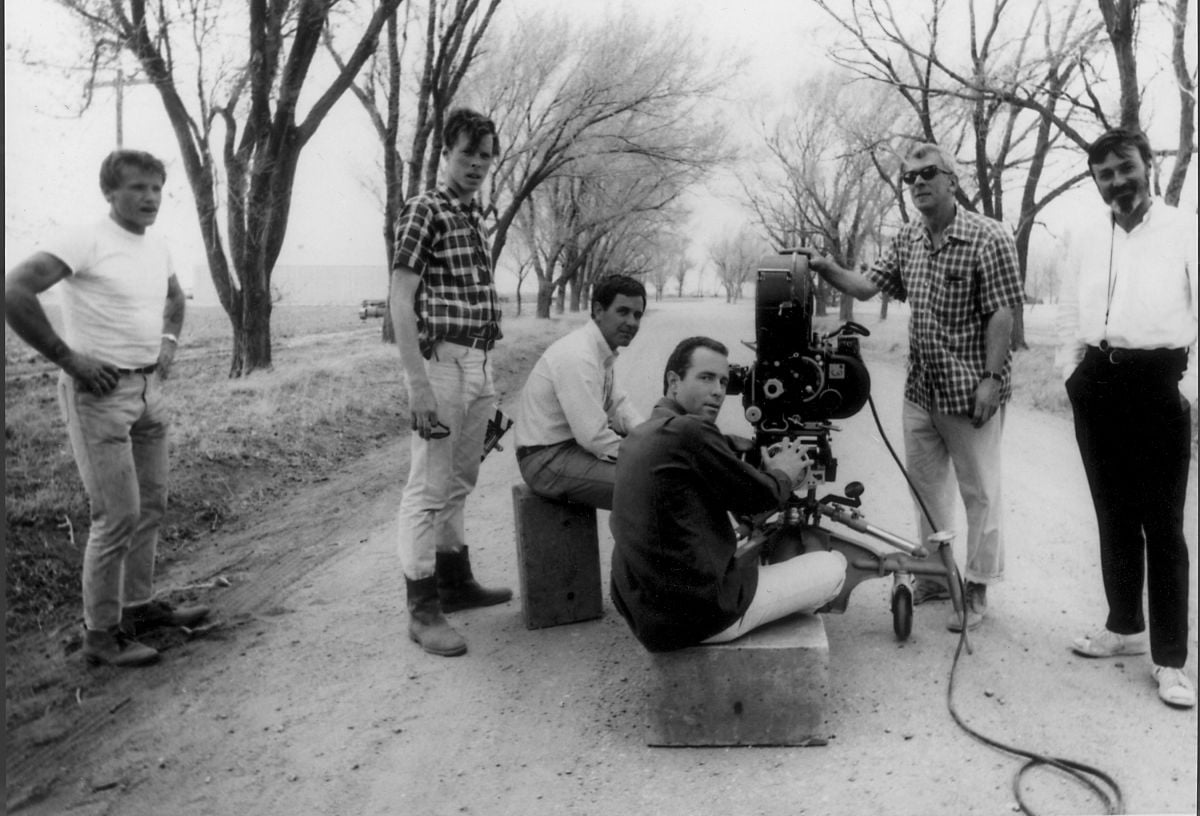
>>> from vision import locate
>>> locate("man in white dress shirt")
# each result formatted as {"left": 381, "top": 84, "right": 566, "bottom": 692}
{"left": 1056, "top": 128, "right": 1197, "bottom": 709}
{"left": 513, "top": 274, "right": 647, "bottom": 509}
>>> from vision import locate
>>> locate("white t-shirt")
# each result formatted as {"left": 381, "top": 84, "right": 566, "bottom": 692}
{"left": 42, "top": 217, "right": 174, "bottom": 368}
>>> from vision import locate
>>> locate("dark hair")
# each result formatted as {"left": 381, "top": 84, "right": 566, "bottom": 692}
{"left": 443, "top": 108, "right": 499, "bottom": 155}
{"left": 99, "top": 150, "right": 166, "bottom": 193}
{"left": 591, "top": 274, "right": 647, "bottom": 312}
{"left": 662, "top": 336, "right": 728, "bottom": 395}
{"left": 1086, "top": 128, "right": 1152, "bottom": 170}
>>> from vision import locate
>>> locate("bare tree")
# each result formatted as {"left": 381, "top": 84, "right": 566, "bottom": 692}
{"left": 461, "top": 8, "right": 735, "bottom": 316}
{"left": 63, "top": 0, "right": 405, "bottom": 375}
{"left": 331, "top": 0, "right": 502, "bottom": 342}
{"left": 674, "top": 256, "right": 690, "bottom": 298}
{"left": 812, "top": 0, "right": 1122, "bottom": 346}
{"left": 1095, "top": 0, "right": 1196, "bottom": 205}
{"left": 709, "top": 228, "right": 767, "bottom": 304}
{"left": 744, "top": 74, "right": 900, "bottom": 322}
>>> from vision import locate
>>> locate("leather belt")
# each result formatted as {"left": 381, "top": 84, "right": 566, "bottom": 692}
{"left": 516, "top": 441, "right": 569, "bottom": 459}
{"left": 441, "top": 334, "right": 494, "bottom": 352}
{"left": 1086, "top": 345, "right": 1186, "bottom": 366}
{"left": 116, "top": 365, "right": 158, "bottom": 376}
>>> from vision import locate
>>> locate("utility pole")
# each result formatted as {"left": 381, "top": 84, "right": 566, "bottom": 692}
{"left": 93, "top": 68, "right": 151, "bottom": 147}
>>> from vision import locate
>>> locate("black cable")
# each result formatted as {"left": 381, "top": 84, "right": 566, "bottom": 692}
{"left": 864, "top": 393, "right": 1125, "bottom": 816}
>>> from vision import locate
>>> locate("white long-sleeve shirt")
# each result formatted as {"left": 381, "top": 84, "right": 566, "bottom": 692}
{"left": 1055, "top": 199, "right": 1198, "bottom": 401}
{"left": 513, "top": 319, "right": 643, "bottom": 461}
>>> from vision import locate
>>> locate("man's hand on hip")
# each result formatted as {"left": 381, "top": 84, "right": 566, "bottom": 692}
{"left": 62, "top": 351, "right": 119, "bottom": 396}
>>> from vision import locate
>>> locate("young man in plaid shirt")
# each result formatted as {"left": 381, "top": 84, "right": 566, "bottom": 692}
{"left": 811, "top": 142, "right": 1024, "bottom": 632}
{"left": 390, "top": 108, "right": 511, "bottom": 657}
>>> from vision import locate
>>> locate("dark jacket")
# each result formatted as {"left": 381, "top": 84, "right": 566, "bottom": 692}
{"left": 609, "top": 398, "right": 793, "bottom": 651}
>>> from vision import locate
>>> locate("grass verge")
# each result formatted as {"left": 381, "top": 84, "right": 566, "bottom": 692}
{"left": 4, "top": 305, "right": 578, "bottom": 639}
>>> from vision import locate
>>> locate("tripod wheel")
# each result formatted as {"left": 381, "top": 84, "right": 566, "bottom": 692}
{"left": 892, "top": 584, "right": 913, "bottom": 641}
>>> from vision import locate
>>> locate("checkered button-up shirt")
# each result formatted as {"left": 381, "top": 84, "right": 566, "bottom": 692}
{"left": 866, "top": 208, "right": 1024, "bottom": 415}
{"left": 391, "top": 185, "right": 502, "bottom": 358}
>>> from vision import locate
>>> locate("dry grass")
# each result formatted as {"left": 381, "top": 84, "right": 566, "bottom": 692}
{"left": 4, "top": 304, "right": 579, "bottom": 637}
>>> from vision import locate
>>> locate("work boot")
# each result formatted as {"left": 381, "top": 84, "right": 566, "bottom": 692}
{"left": 121, "top": 598, "right": 211, "bottom": 637}
{"left": 82, "top": 627, "right": 160, "bottom": 668}
{"left": 947, "top": 581, "right": 987, "bottom": 632}
{"left": 436, "top": 547, "right": 513, "bottom": 613}
{"left": 406, "top": 576, "right": 467, "bottom": 657}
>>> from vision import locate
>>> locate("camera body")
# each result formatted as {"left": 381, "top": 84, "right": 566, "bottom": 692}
{"left": 726, "top": 251, "right": 871, "bottom": 479}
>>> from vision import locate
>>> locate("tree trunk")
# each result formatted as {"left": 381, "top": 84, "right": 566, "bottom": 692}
{"left": 1098, "top": 0, "right": 1142, "bottom": 130}
{"left": 536, "top": 277, "right": 554, "bottom": 318}
{"left": 838, "top": 292, "right": 854, "bottom": 321}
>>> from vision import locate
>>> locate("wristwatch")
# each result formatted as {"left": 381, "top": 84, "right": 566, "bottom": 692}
{"left": 980, "top": 370, "right": 1002, "bottom": 382}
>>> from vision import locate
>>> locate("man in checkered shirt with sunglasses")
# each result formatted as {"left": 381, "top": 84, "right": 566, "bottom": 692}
{"left": 811, "top": 142, "right": 1024, "bottom": 633}
{"left": 390, "top": 108, "right": 512, "bottom": 657}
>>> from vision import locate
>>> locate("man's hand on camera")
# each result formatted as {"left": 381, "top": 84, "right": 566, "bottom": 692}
{"left": 761, "top": 439, "right": 811, "bottom": 486}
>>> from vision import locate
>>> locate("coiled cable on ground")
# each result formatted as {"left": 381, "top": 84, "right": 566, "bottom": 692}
{"left": 865, "top": 393, "right": 1125, "bottom": 815}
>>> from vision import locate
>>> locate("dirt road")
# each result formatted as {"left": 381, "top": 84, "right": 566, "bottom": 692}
{"left": 6, "top": 299, "right": 1197, "bottom": 816}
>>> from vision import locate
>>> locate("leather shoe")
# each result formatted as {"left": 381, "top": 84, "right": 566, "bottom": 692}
{"left": 947, "top": 582, "right": 986, "bottom": 632}
{"left": 122, "top": 599, "right": 210, "bottom": 637}
{"left": 83, "top": 627, "right": 160, "bottom": 668}
{"left": 913, "top": 579, "right": 951, "bottom": 605}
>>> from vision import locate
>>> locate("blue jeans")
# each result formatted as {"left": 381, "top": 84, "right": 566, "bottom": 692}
{"left": 58, "top": 371, "right": 169, "bottom": 630}
{"left": 397, "top": 343, "right": 495, "bottom": 580}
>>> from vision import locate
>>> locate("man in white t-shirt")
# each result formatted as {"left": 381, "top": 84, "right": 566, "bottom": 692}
{"left": 6, "top": 149, "right": 208, "bottom": 668}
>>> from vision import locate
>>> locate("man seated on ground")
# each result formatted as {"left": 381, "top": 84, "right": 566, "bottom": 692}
{"left": 513, "top": 274, "right": 647, "bottom": 510}
{"left": 609, "top": 336, "right": 847, "bottom": 652}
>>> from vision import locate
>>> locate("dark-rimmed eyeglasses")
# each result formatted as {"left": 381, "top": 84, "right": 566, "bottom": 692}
{"left": 901, "top": 165, "right": 950, "bottom": 185}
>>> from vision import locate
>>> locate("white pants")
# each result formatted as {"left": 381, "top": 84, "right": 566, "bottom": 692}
{"left": 397, "top": 343, "right": 495, "bottom": 580}
{"left": 59, "top": 371, "right": 169, "bottom": 630}
{"left": 902, "top": 399, "right": 1005, "bottom": 584}
{"left": 702, "top": 550, "right": 847, "bottom": 644}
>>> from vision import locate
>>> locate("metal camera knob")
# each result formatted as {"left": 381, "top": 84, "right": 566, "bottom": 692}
{"left": 745, "top": 405, "right": 762, "bottom": 423}
{"left": 762, "top": 378, "right": 784, "bottom": 399}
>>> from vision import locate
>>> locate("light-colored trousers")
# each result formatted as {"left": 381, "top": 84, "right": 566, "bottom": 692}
{"left": 58, "top": 371, "right": 169, "bottom": 631}
{"left": 702, "top": 550, "right": 847, "bottom": 643}
{"left": 902, "top": 399, "right": 1005, "bottom": 584}
{"left": 397, "top": 343, "right": 495, "bottom": 580}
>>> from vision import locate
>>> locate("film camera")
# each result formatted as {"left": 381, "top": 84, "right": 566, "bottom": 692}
{"left": 727, "top": 249, "right": 965, "bottom": 640}
{"left": 726, "top": 249, "right": 872, "bottom": 482}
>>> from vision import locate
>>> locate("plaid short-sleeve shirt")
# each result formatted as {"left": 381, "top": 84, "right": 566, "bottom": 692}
{"left": 391, "top": 186, "right": 502, "bottom": 358}
{"left": 866, "top": 208, "right": 1024, "bottom": 415}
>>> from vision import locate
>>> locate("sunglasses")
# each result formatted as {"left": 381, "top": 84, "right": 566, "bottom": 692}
{"left": 901, "top": 165, "right": 950, "bottom": 185}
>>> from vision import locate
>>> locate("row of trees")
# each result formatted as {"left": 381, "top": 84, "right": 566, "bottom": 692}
{"left": 54, "top": 1, "right": 733, "bottom": 373}
{"left": 740, "top": 0, "right": 1195, "bottom": 345}
{"left": 48, "top": 0, "right": 1194, "bottom": 371}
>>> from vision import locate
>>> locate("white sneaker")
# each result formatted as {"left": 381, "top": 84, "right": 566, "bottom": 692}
{"left": 1071, "top": 629, "right": 1148, "bottom": 658}
{"left": 1152, "top": 665, "right": 1196, "bottom": 708}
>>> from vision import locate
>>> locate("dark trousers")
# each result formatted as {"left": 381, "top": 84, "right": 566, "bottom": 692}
{"left": 1065, "top": 347, "right": 1192, "bottom": 668}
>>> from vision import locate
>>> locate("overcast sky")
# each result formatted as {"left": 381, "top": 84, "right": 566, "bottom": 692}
{"left": 4, "top": 0, "right": 1195, "bottom": 294}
